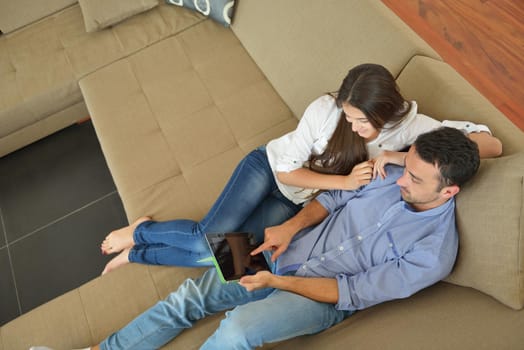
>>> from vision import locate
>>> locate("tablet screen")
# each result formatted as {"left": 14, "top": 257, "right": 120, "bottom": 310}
{"left": 205, "top": 232, "right": 270, "bottom": 282}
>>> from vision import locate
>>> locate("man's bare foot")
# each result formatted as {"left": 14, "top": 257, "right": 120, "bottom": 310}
{"left": 101, "top": 216, "right": 151, "bottom": 255}
{"left": 101, "top": 248, "right": 131, "bottom": 275}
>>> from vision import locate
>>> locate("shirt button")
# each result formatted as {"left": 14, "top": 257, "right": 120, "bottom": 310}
{"left": 377, "top": 222, "right": 382, "bottom": 228}
{"left": 389, "top": 243, "right": 393, "bottom": 248}
{"left": 302, "top": 265, "right": 307, "bottom": 270}
{"left": 339, "top": 246, "right": 344, "bottom": 251}
{"left": 357, "top": 235, "right": 363, "bottom": 241}
{"left": 320, "top": 256, "right": 325, "bottom": 261}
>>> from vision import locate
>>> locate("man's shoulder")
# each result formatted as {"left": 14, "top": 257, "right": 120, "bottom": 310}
{"left": 370, "top": 165, "right": 403, "bottom": 187}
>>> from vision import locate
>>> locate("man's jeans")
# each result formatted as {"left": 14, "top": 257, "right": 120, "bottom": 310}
{"left": 100, "top": 269, "right": 350, "bottom": 350}
{"left": 128, "top": 147, "right": 301, "bottom": 266}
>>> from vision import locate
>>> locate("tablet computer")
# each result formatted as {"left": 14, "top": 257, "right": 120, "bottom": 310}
{"left": 204, "top": 232, "right": 271, "bottom": 283}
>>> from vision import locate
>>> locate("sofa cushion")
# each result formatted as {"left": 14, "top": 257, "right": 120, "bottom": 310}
{"left": 78, "top": 0, "right": 159, "bottom": 32}
{"left": 396, "top": 56, "right": 524, "bottom": 156}
{"left": 80, "top": 19, "right": 297, "bottom": 223}
{"left": 0, "top": 0, "right": 76, "bottom": 34}
{"left": 166, "top": 0, "right": 236, "bottom": 27}
{"left": 230, "top": 0, "right": 440, "bottom": 120}
{"left": 444, "top": 151, "right": 524, "bottom": 310}
{"left": 0, "top": 2, "right": 204, "bottom": 157}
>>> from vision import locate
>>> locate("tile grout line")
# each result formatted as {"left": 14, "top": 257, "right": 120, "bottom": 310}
{"left": 9, "top": 190, "right": 119, "bottom": 246}
{"left": 0, "top": 205, "right": 23, "bottom": 315}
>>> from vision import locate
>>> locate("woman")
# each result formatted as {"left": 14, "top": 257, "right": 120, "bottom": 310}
{"left": 100, "top": 63, "right": 502, "bottom": 274}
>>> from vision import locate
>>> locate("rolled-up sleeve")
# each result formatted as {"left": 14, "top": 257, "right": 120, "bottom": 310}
{"left": 441, "top": 120, "right": 492, "bottom": 134}
{"left": 334, "top": 242, "right": 456, "bottom": 311}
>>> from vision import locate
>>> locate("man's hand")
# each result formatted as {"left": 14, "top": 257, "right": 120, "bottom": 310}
{"left": 250, "top": 224, "right": 294, "bottom": 262}
{"left": 239, "top": 271, "right": 274, "bottom": 291}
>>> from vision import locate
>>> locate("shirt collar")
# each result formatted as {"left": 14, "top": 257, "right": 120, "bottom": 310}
{"left": 402, "top": 197, "right": 455, "bottom": 216}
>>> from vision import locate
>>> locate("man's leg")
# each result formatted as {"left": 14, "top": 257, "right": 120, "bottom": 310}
{"left": 100, "top": 269, "right": 272, "bottom": 350}
{"left": 201, "top": 289, "right": 351, "bottom": 350}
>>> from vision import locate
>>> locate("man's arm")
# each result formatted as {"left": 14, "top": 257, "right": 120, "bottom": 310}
{"left": 240, "top": 271, "right": 338, "bottom": 304}
{"left": 251, "top": 199, "right": 329, "bottom": 261}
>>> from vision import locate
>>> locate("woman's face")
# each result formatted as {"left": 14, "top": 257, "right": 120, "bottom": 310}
{"left": 342, "top": 103, "right": 380, "bottom": 141}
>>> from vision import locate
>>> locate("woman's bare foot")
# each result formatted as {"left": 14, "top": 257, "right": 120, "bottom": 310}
{"left": 102, "top": 248, "right": 131, "bottom": 275}
{"left": 101, "top": 216, "right": 151, "bottom": 255}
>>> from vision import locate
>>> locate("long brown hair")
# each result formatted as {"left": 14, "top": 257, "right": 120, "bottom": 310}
{"left": 309, "top": 63, "right": 409, "bottom": 175}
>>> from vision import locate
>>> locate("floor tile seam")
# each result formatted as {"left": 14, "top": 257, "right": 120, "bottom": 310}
{"left": 9, "top": 190, "right": 119, "bottom": 246}
{"left": 0, "top": 206, "right": 7, "bottom": 250}
{"left": 0, "top": 206, "right": 23, "bottom": 315}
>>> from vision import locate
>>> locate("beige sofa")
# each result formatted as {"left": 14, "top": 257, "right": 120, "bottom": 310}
{"left": 1, "top": 1, "right": 524, "bottom": 349}
{"left": 0, "top": 0, "right": 204, "bottom": 157}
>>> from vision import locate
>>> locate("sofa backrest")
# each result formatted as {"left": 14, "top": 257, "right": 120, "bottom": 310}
{"left": 231, "top": 0, "right": 440, "bottom": 119}
{"left": 0, "top": 0, "right": 77, "bottom": 34}
{"left": 397, "top": 56, "right": 524, "bottom": 155}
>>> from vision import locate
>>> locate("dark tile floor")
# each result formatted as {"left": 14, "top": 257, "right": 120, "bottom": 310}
{"left": 0, "top": 121, "right": 128, "bottom": 326}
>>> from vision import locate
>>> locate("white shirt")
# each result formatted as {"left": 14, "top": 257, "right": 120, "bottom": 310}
{"left": 266, "top": 95, "right": 490, "bottom": 204}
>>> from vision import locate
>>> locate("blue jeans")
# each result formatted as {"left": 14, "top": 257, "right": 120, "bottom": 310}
{"left": 129, "top": 147, "right": 302, "bottom": 267}
{"left": 100, "top": 269, "right": 351, "bottom": 350}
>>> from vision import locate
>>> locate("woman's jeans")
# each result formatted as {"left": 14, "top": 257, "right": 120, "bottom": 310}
{"left": 128, "top": 147, "right": 302, "bottom": 267}
{"left": 100, "top": 269, "right": 351, "bottom": 350}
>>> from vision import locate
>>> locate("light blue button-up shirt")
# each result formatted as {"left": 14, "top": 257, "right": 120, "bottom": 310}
{"left": 276, "top": 165, "right": 458, "bottom": 312}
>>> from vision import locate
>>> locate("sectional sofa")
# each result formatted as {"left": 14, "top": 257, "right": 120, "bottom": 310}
{"left": 1, "top": 1, "right": 523, "bottom": 349}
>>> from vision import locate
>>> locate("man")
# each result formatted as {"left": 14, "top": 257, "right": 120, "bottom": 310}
{"left": 35, "top": 127, "right": 481, "bottom": 350}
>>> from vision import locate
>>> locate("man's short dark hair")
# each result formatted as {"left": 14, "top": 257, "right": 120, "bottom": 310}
{"left": 414, "top": 127, "right": 480, "bottom": 189}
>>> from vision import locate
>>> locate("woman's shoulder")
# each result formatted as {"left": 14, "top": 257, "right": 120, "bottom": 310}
{"left": 400, "top": 101, "right": 440, "bottom": 129}
{"left": 308, "top": 94, "right": 338, "bottom": 110}
{"left": 301, "top": 94, "right": 340, "bottom": 123}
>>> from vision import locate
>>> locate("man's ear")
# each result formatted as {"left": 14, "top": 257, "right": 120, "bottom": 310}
{"left": 441, "top": 185, "right": 460, "bottom": 199}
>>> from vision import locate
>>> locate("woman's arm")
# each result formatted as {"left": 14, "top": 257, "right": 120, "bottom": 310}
{"left": 276, "top": 160, "right": 374, "bottom": 191}
{"left": 440, "top": 120, "right": 503, "bottom": 158}
{"left": 468, "top": 131, "right": 503, "bottom": 158}
{"left": 372, "top": 130, "right": 502, "bottom": 179}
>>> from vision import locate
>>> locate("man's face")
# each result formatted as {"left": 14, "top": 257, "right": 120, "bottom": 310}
{"left": 396, "top": 146, "right": 453, "bottom": 211}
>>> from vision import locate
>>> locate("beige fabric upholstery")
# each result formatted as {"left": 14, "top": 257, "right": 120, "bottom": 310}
{"left": 80, "top": 19, "right": 297, "bottom": 222}
{"left": 231, "top": 0, "right": 440, "bottom": 119}
{"left": 396, "top": 56, "right": 524, "bottom": 155}
{"left": 0, "top": 3, "right": 204, "bottom": 157}
{"left": 277, "top": 282, "right": 524, "bottom": 349}
{"left": 0, "top": 0, "right": 76, "bottom": 34}
{"left": 446, "top": 152, "right": 524, "bottom": 309}
{"left": 0, "top": 101, "right": 89, "bottom": 156}
{"left": 78, "top": 0, "right": 159, "bottom": 32}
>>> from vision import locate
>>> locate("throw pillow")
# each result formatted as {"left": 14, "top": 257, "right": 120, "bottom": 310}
{"left": 79, "top": 0, "right": 159, "bottom": 33}
{"left": 165, "top": 0, "right": 236, "bottom": 27}
{"left": 445, "top": 151, "right": 524, "bottom": 310}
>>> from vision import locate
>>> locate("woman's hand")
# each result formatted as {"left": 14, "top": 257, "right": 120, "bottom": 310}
{"left": 343, "top": 160, "right": 374, "bottom": 190}
{"left": 372, "top": 151, "right": 406, "bottom": 179}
